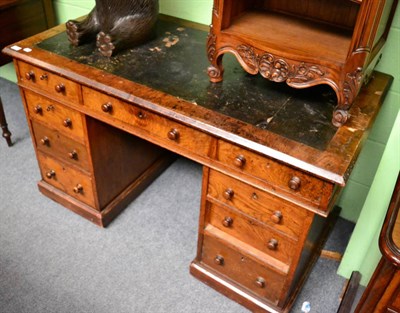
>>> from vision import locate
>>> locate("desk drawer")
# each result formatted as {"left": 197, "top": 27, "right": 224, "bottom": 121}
{"left": 201, "top": 232, "right": 286, "bottom": 304}
{"left": 25, "top": 90, "right": 85, "bottom": 142}
{"left": 82, "top": 87, "right": 212, "bottom": 158}
{"left": 206, "top": 202, "right": 296, "bottom": 265}
{"left": 37, "top": 152, "right": 96, "bottom": 208}
{"left": 32, "top": 121, "right": 90, "bottom": 171}
{"left": 217, "top": 140, "right": 333, "bottom": 208}
{"left": 207, "top": 169, "right": 311, "bottom": 239}
{"left": 18, "top": 61, "right": 81, "bottom": 104}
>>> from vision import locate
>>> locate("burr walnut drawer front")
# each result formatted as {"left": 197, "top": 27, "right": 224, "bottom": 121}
{"left": 207, "top": 169, "right": 311, "bottom": 239}
{"left": 24, "top": 90, "right": 85, "bottom": 142}
{"left": 18, "top": 61, "right": 81, "bottom": 103}
{"left": 37, "top": 152, "right": 96, "bottom": 208}
{"left": 82, "top": 87, "right": 212, "bottom": 158}
{"left": 32, "top": 121, "right": 90, "bottom": 171}
{"left": 206, "top": 202, "right": 297, "bottom": 265}
{"left": 217, "top": 140, "right": 334, "bottom": 208}
{"left": 201, "top": 232, "right": 286, "bottom": 304}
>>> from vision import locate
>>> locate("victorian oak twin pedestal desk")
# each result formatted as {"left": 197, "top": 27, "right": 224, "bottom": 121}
{"left": 3, "top": 18, "right": 393, "bottom": 313}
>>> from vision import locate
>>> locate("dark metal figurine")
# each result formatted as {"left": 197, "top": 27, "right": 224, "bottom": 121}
{"left": 66, "top": 0, "right": 159, "bottom": 57}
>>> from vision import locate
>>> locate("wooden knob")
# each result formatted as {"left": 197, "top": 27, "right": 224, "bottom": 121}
{"left": 63, "top": 118, "right": 72, "bottom": 128}
{"left": 40, "top": 137, "right": 50, "bottom": 146}
{"left": 289, "top": 176, "right": 301, "bottom": 190}
{"left": 34, "top": 105, "right": 42, "bottom": 114}
{"left": 40, "top": 74, "right": 48, "bottom": 80}
{"left": 223, "top": 188, "right": 234, "bottom": 200}
{"left": 214, "top": 255, "right": 224, "bottom": 266}
{"left": 222, "top": 216, "right": 233, "bottom": 228}
{"left": 25, "top": 71, "right": 35, "bottom": 80}
{"left": 234, "top": 155, "right": 246, "bottom": 168}
{"left": 101, "top": 102, "right": 113, "bottom": 113}
{"left": 55, "top": 83, "right": 65, "bottom": 93}
{"left": 73, "top": 184, "right": 83, "bottom": 194}
{"left": 68, "top": 150, "right": 78, "bottom": 160}
{"left": 271, "top": 211, "right": 282, "bottom": 224}
{"left": 267, "top": 239, "right": 279, "bottom": 250}
{"left": 46, "top": 170, "right": 55, "bottom": 179}
{"left": 167, "top": 128, "right": 179, "bottom": 141}
{"left": 255, "top": 277, "right": 266, "bottom": 288}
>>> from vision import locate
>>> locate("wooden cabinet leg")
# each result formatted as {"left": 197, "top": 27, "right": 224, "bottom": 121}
{"left": 0, "top": 96, "right": 12, "bottom": 146}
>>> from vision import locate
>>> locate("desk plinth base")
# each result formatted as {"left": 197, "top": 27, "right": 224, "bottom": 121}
{"left": 38, "top": 155, "right": 175, "bottom": 227}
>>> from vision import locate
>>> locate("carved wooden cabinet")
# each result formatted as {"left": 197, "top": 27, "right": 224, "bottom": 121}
{"left": 207, "top": 0, "right": 398, "bottom": 126}
{"left": 355, "top": 173, "right": 400, "bottom": 313}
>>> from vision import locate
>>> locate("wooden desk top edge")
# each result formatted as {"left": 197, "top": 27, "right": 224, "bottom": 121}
{"left": 2, "top": 19, "right": 393, "bottom": 187}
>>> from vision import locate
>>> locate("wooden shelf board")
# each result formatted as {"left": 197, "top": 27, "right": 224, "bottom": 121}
{"left": 222, "top": 10, "right": 353, "bottom": 66}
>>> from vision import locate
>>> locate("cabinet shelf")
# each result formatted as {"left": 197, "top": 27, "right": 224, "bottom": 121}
{"left": 222, "top": 10, "right": 353, "bottom": 66}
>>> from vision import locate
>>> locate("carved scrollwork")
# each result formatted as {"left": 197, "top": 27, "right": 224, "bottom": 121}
{"left": 343, "top": 67, "right": 363, "bottom": 108}
{"left": 237, "top": 45, "right": 258, "bottom": 73}
{"left": 207, "top": 65, "right": 222, "bottom": 80}
{"left": 207, "top": 30, "right": 217, "bottom": 63}
{"left": 235, "top": 44, "right": 325, "bottom": 85}
{"left": 289, "top": 63, "right": 326, "bottom": 84}
{"left": 259, "top": 53, "right": 289, "bottom": 82}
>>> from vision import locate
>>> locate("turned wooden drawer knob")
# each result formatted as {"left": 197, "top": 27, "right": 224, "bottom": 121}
{"left": 289, "top": 176, "right": 301, "bottom": 190}
{"left": 267, "top": 238, "right": 279, "bottom": 250}
{"left": 223, "top": 188, "right": 234, "bottom": 200}
{"left": 101, "top": 102, "right": 113, "bottom": 113}
{"left": 33, "top": 105, "right": 42, "bottom": 114}
{"left": 255, "top": 277, "right": 266, "bottom": 288}
{"left": 25, "top": 71, "right": 35, "bottom": 80}
{"left": 40, "top": 137, "right": 50, "bottom": 146}
{"left": 222, "top": 216, "right": 233, "bottom": 228}
{"left": 40, "top": 74, "right": 48, "bottom": 80}
{"left": 68, "top": 150, "right": 78, "bottom": 160}
{"left": 271, "top": 211, "right": 282, "bottom": 224}
{"left": 73, "top": 184, "right": 83, "bottom": 194}
{"left": 63, "top": 118, "right": 72, "bottom": 128}
{"left": 167, "top": 128, "right": 179, "bottom": 141}
{"left": 214, "top": 255, "right": 224, "bottom": 266}
{"left": 234, "top": 155, "right": 246, "bottom": 168}
{"left": 46, "top": 170, "right": 56, "bottom": 179}
{"left": 55, "top": 83, "right": 65, "bottom": 93}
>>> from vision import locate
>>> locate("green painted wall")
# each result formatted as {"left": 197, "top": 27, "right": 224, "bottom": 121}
{"left": 1, "top": 0, "right": 399, "bottom": 284}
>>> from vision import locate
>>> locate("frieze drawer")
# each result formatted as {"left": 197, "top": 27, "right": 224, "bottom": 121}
{"left": 200, "top": 231, "right": 286, "bottom": 305}
{"left": 217, "top": 140, "right": 334, "bottom": 211}
{"left": 32, "top": 121, "right": 90, "bottom": 172}
{"left": 37, "top": 152, "right": 96, "bottom": 208}
{"left": 18, "top": 61, "right": 81, "bottom": 104}
{"left": 24, "top": 90, "right": 85, "bottom": 143}
{"left": 205, "top": 201, "right": 297, "bottom": 265}
{"left": 207, "top": 169, "right": 312, "bottom": 240}
{"left": 82, "top": 86, "right": 213, "bottom": 159}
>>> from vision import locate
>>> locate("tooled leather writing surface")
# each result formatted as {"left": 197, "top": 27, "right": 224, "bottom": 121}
{"left": 39, "top": 19, "right": 338, "bottom": 150}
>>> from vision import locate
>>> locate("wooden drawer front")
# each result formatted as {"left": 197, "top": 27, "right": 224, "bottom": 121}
{"left": 207, "top": 169, "right": 310, "bottom": 239}
{"left": 82, "top": 87, "right": 212, "bottom": 158}
{"left": 25, "top": 90, "right": 85, "bottom": 142}
{"left": 32, "top": 121, "right": 90, "bottom": 171}
{"left": 201, "top": 233, "right": 286, "bottom": 304}
{"left": 37, "top": 152, "right": 96, "bottom": 208}
{"left": 217, "top": 140, "right": 333, "bottom": 207}
{"left": 18, "top": 61, "right": 81, "bottom": 103}
{"left": 206, "top": 202, "right": 296, "bottom": 265}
